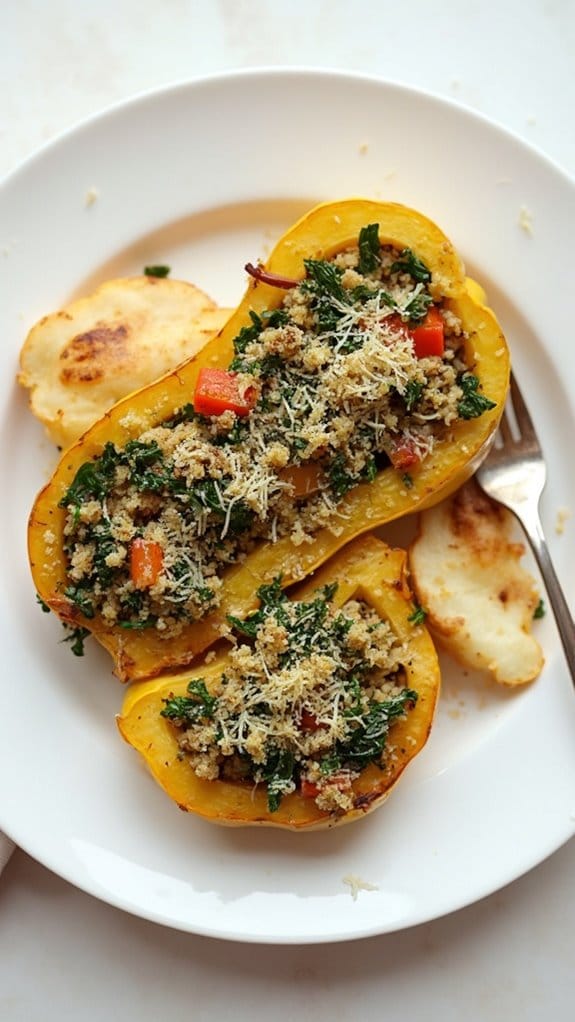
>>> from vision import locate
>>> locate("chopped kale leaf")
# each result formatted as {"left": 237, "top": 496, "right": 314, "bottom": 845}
{"left": 59, "top": 441, "right": 120, "bottom": 509}
{"left": 261, "top": 747, "right": 296, "bottom": 812}
{"left": 124, "top": 440, "right": 173, "bottom": 492}
{"left": 89, "top": 521, "right": 118, "bottom": 587}
{"left": 232, "top": 309, "right": 288, "bottom": 359}
{"left": 362, "top": 456, "right": 378, "bottom": 483}
{"left": 391, "top": 248, "right": 432, "bottom": 284}
{"left": 64, "top": 584, "right": 95, "bottom": 619}
{"left": 338, "top": 689, "right": 418, "bottom": 770}
{"left": 161, "top": 679, "right": 216, "bottom": 724}
{"left": 326, "top": 452, "right": 358, "bottom": 499}
{"left": 301, "top": 258, "right": 347, "bottom": 333}
{"left": 257, "top": 576, "right": 287, "bottom": 610}
{"left": 143, "top": 264, "right": 171, "bottom": 278}
{"left": 303, "top": 259, "right": 346, "bottom": 302}
{"left": 357, "top": 223, "right": 381, "bottom": 274}
{"left": 163, "top": 403, "right": 198, "bottom": 428}
{"left": 457, "top": 373, "right": 497, "bottom": 419}
{"left": 403, "top": 287, "right": 433, "bottom": 325}
{"left": 403, "top": 380, "right": 424, "bottom": 411}
{"left": 36, "top": 593, "right": 51, "bottom": 614}
{"left": 118, "top": 617, "right": 157, "bottom": 630}
{"left": 233, "top": 310, "right": 265, "bottom": 355}
{"left": 227, "top": 576, "right": 288, "bottom": 638}
{"left": 213, "top": 416, "right": 250, "bottom": 446}
{"left": 321, "top": 581, "right": 339, "bottom": 603}
{"left": 319, "top": 752, "right": 341, "bottom": 775}
{"left": 408, "top": 604, "right": 427, "bottom": 626}
{"left": 61, "top": 624, "right": 91, "bottom": 657}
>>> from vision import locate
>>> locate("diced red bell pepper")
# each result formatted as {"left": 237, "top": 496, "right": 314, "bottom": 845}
{"left": 130, "top": 538, "right": 164, "bottom": 589}
{"left": 409, "top": 306, "right": 444, "bottom": 358}
{"left": 300, "top": 779, "right": 320, "bottom": 799}
{"left": 300, "top": 709, "right": 323, "bottom": 732}
{"left": 388, "top": 440, "right": 421, "bottom": 471}
{"left": 194, "top": 367, "right": 255, "bottom": 418}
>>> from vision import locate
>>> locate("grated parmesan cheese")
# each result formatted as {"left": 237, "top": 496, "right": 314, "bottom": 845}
{"left": 555, "top": 506, "right": 572, "bottom": 535}
{"left": 518, "top": 205, "right": 534, "bottom": 236}
{"left": 342, "top": 874, "right": 380, "bottom": 900}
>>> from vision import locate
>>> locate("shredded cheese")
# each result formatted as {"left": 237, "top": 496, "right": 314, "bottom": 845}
{"left": 342, "top": 874, "right": 380, "bottom": 900}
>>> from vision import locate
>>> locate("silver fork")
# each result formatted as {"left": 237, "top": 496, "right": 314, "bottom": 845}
{"left": 475, "top": 371, "right": 575, "bottom": 684}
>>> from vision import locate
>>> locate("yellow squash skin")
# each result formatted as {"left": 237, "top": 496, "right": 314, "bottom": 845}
{"left": 28, "top": 199, "right": 509, "bottom": 682}
{"left": 117, "top": 535, "right": 440, "bottom": 830}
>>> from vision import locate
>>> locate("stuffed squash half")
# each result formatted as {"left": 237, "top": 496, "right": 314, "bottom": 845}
{"left": 118, "top": 536, "right": 440, "bottom": 829}
{"left": 29, "top": 199, "right": 509, "bottom": 681}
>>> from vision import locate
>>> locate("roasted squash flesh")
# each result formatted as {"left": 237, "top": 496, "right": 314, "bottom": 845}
{"left": 117, "top": 536, "right": 440, "bottom": 829}
{"left": 28, "top": 199, "right": 509, "bottom": 681}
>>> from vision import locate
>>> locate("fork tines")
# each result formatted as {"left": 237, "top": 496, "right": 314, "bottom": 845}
{"left": 508, "top": 371, "right": 538, "bottom": 442}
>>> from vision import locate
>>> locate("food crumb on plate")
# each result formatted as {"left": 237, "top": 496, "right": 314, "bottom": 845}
{"left": 555, "top": 506, "right": 572, "bottom": 535}
{"left": 342, "top": 874, "right": 379, "bottom": 901}
{"left": 518, "top": 205, "right": 534, "bottom": 236}
{"left": 85, "top": 187, "right": 99, "bottom": 207}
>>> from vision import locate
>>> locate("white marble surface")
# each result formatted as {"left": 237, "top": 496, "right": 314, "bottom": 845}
{"left": 1, "top": 1, "right": 574, "bottom": 1019}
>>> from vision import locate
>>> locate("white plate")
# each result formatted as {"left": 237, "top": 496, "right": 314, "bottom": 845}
{"left": 1, "top": 69, "right": 575, "bottom": 944}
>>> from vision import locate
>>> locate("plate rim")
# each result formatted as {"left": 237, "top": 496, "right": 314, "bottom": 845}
{"left": 1, "top": 65, "right": 573, "bottom": 194}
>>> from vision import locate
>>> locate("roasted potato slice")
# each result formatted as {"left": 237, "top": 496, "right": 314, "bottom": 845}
{"left": 19, "top": 276, "right": 231, "bottom": 449}
{"left": 409, "top": 479, "right": 544, "bottom": 686}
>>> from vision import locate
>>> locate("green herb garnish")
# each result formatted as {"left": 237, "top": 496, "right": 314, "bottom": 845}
{"left": 403, "top": 287, "right": 433, "bottom": 325}
{"left": 231, "top": 309, "right": 289, "bottom": 363}
{"left": 262, "top": 748, "right": 296, "bottom": 812}
{"left": 118, "top": 618, "right": 157, "bottom": 630}
{"left": 144, "top": 264, "right": 171, "bottom": 278}
{"left": 362, "top": 456, "right": 378, "bottom": 483}
{"left": 327, "top": 452, "right": 358, "bottom": 498}
{"left": 408, "top": 604, "right": 427, "bottom": 626}
{"left": 61, "top": 625, "right": 91, "bottom": 657}
{"left": 301, "top": 258, "right": 347, "bottom": 333}
{"left": 59, "top": 441, "right": 120, "bottom": 510}
{"left": 391, "top": 248, "right": 432, "bottom": 283}
{"left": 227, "top": 577, "right": 287, "bottom": 638}
{"left": 357, "top": 223, "right": 381, "bottom": 274}
{"left": 403, "top": 380, "right": 424, "bottom": 411}
{"left": 338, "top": 689, "right": 418, "bottom": 770}
{"left": 161, "top": 679, "right": 216, "bottom": 724}
{"left": 457, "top": 373, "right": 497, "bottom": 419}
{"left": 303, "top": 259, "right": 346, "bottom": 302}
{"left": 64, "top": 585, "right": 95, "bottom": 619}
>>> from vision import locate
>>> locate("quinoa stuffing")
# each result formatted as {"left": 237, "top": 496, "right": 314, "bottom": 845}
{"left": 160, "top": 579, "right": 417, "bottom": 815}
{"left": 58, "top": 224, "right": 496, "bottom": 634}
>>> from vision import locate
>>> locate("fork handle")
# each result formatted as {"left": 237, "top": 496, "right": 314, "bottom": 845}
{"left": 521, "top": 508, "right": 575, "bottom": 686}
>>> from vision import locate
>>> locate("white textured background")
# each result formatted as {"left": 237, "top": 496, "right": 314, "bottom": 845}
{"left": 1, "top": 2, "right": 574, "bottom": 1020}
